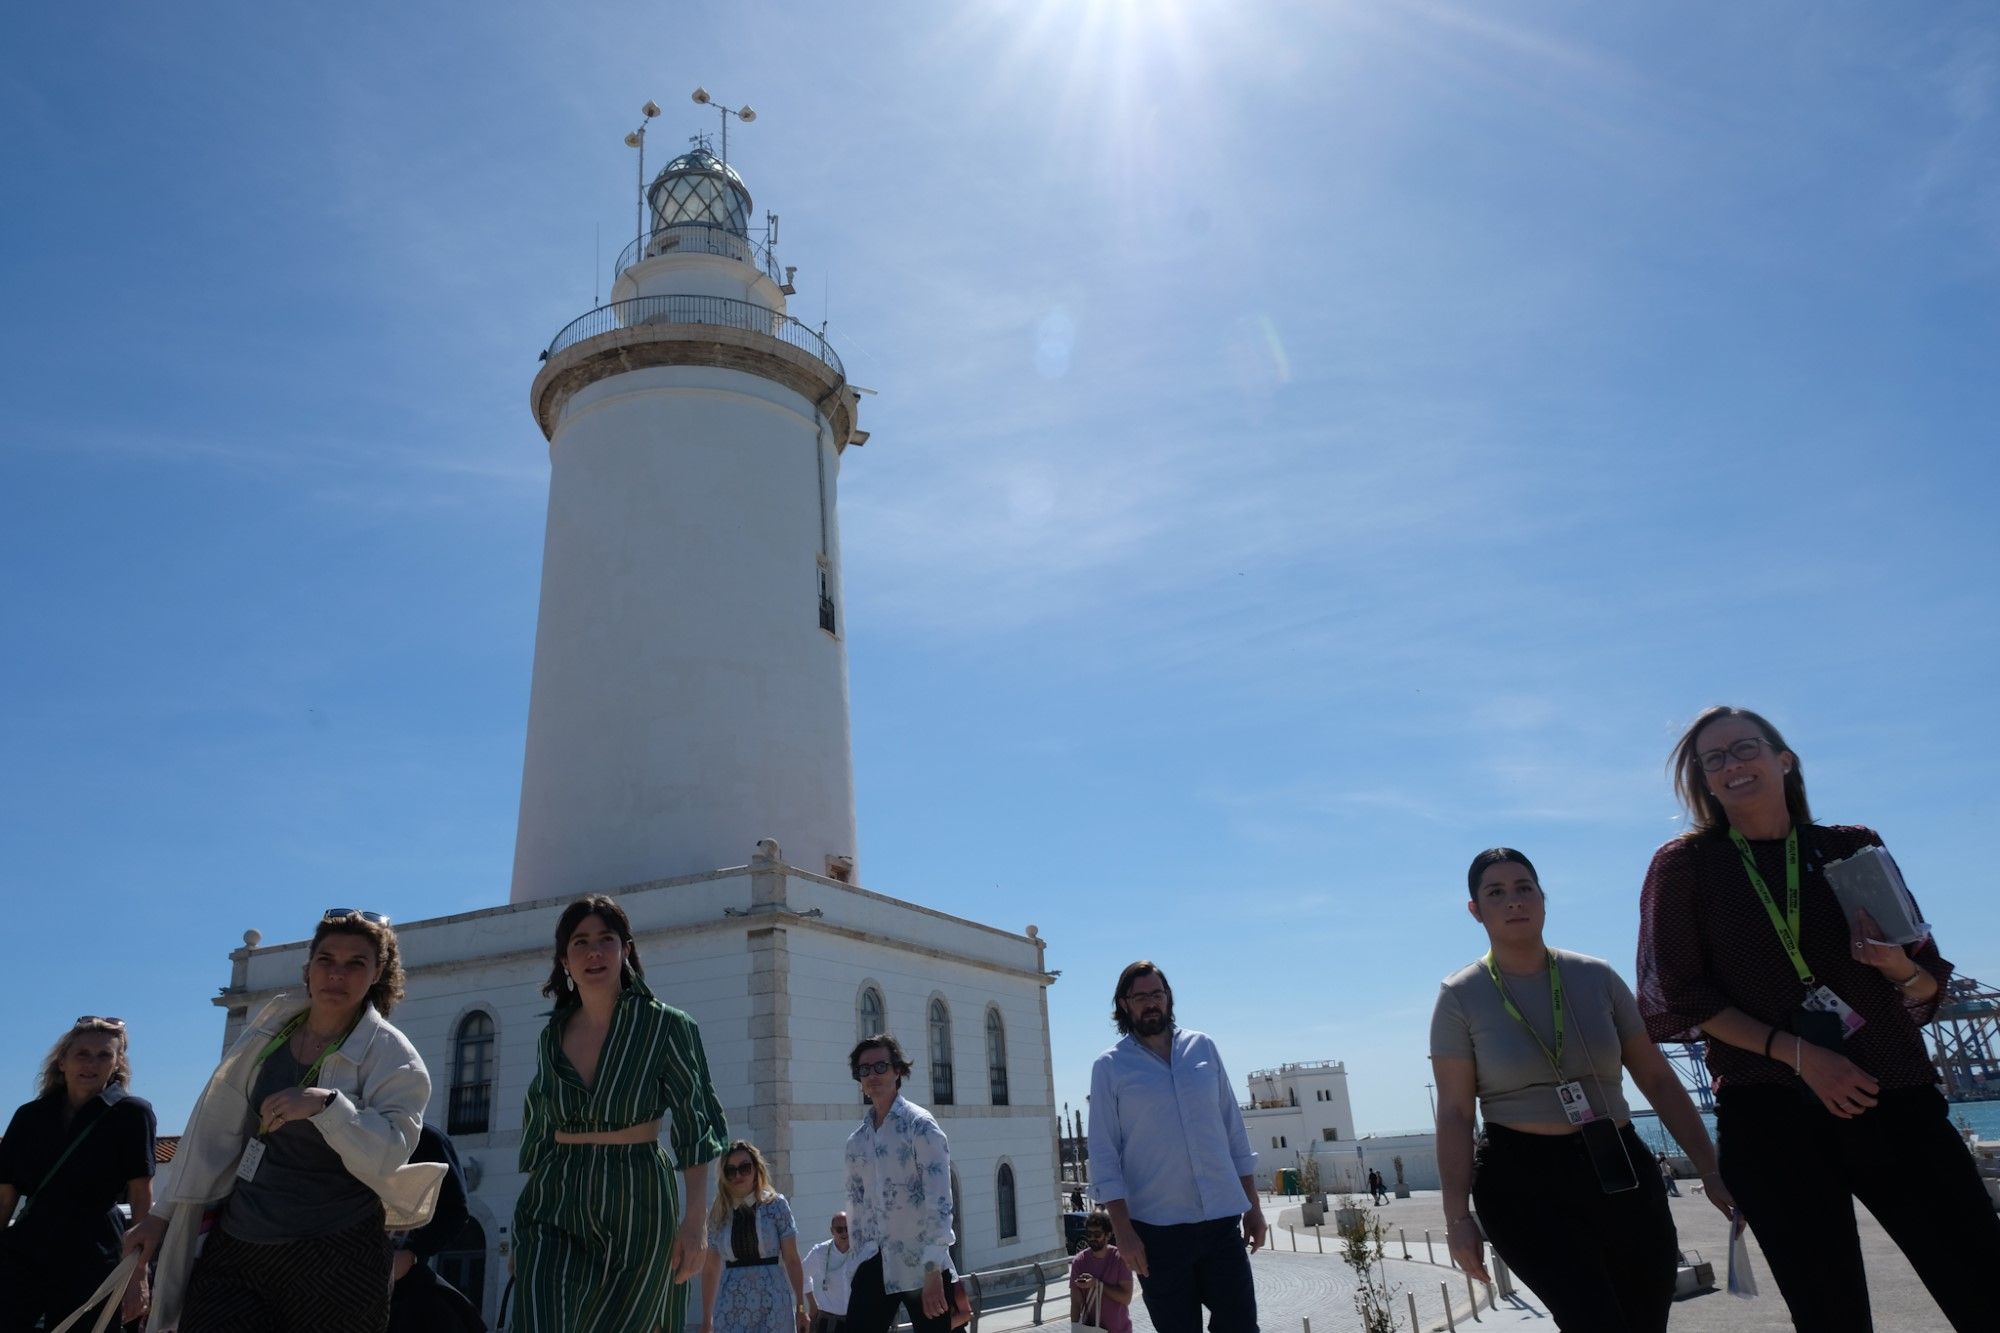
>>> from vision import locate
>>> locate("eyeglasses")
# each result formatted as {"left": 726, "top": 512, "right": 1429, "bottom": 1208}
{"left": 1698, "top": 738, "right": 1774, "bottom": 773}
{"left": 723, "top": 1162, "right": 756, "bottom": 1178}
{"left": 75, "top": 1016, "right": 126, "bottom": 1028}
{"left": 1124, "top": 987, "right": 1168, "bottom": 1004}
{"left": 854, "top": 1060, "right": 895, "bottom": 1078}
{"left": 323, "top": 908, "right": 391, "bottom": 926}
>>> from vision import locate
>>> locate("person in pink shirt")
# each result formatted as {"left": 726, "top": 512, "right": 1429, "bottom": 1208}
{"left": 1067, "top": 1211, "right": 1134, "bottom": 1333}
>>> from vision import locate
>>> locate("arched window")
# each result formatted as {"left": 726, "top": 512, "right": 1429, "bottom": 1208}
{"left": 985, "top": 1007, "right": 1009, "bottom": 1106}
{"left": 858, "top": 985, "right": 885, "bottom": 1042}
{"left": 929, "top": 998, "right": 955, "bottom": 1106}
{"left": 996, "top": 1163, "right": 1017, "bottom": 1240}
{"left": 449, "top": 1011, "right": 495, "bottom": 1134}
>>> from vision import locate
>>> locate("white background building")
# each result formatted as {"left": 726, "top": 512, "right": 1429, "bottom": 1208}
{"left": 219, "top": 853, "right": 1060, "bottom": 1320}
{"left": 1239, "top": 1059, "right": 1441, "bottom": 1196}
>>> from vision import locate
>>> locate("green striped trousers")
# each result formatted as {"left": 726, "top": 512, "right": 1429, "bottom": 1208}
{"left": 513, "top": 1141, "right": 686, "bottom": 1333}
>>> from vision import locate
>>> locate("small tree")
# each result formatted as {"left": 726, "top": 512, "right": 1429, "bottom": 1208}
{"left": 1298, "top": 1153, "right": 1322, "bottom": 1200}
{"left": 1335, "top": 1194, "right": 1401, "bottom": 1333}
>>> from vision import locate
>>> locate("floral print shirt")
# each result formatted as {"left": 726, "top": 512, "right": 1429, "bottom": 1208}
{"left": 844, "top": 1094, "right": 954, "bottom": 1293}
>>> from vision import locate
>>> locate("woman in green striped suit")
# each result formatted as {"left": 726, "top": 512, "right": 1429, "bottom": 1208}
{"left": 512, "top": 894, "right": 731, "bottom": 1333}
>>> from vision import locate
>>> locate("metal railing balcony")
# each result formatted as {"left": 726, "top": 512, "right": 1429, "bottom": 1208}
{"left": 447, "top": 1080, "right": 492, "bottom": 1136}
{"left": 614, "top": 223, "right": 777, "bottom": 281}
{"left": 543, "top": 294, "right": 843, "bottom": 379}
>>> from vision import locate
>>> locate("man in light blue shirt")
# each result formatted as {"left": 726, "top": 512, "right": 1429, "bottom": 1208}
{"left": 1088, "top": 960, "right": 1264, "bottom": 1333}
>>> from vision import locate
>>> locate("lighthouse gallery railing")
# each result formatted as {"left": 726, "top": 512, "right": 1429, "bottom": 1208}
{"left": 542, "top": 294, "right": 842, "bottom": 379}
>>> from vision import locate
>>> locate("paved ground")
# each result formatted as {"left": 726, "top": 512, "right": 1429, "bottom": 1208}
{"left": 1315, "top": 1188, "right": 1960, "bottom": 1331}
{"left": 979, "top": 1190, "right": 1967, "bottom": 1332}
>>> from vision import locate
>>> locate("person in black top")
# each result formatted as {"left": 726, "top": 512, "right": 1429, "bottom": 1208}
{"left": 1638, "top": 705, "right": 2000, "bottom": 1332}
{"left": 387, "top": 1124, "right": 485, "bottom": 1333}
{"left": 0, "top": 1016, "right": 157, "bottom": 1332}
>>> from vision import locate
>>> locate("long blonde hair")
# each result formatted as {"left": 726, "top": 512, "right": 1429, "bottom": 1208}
{"left": 38, "top": 1019, "right": 132, "bottom": 1099}
{"left": 708, "top": 1139, "right": 779, "bottom": 1233}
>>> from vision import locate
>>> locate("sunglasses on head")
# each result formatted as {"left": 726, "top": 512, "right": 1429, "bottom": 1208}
{"left": 75, "top": 1016, "right": 126, "bottom": 1029}
{"left": 322, "top": 908, "right": 391, "bottom": 927}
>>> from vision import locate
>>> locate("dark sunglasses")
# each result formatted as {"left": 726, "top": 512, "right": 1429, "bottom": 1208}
{"left": 75, "top": 1016, "right": 126, "bottom": 1029}
{"left": 723, "top": 1161, "right": 757, "bottom": 1178}
{"left": 854, "top": 1059, "right": 896, "bottom": 1078}
{"left": 322, "top": 908, "right": 391, "bottom": 926}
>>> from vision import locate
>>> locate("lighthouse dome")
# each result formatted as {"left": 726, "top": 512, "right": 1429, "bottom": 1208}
{"left": 647, "top": 147, "right": 752, "bottom": 237}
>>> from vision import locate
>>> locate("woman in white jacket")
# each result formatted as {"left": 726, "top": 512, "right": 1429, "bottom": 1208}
{"left": 124, "top": 911, "right": 445, "bottom": 1333}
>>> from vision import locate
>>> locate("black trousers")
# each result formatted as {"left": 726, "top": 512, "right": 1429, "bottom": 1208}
{"left": 1472, "top": 1122, "right": 1678, "bottom": 1333}
{"left": 843, "top": 1254, "right": 952, "bottom": 1333}
{"left": 1128, "top": 1216, "right": 1258, "bottom": 1333}
{"left": 0, "top": 1241, "right": 128, "bottom": 1333}
{"left": 1719, "top": 1084, "right": 2000, "bottom": 1332}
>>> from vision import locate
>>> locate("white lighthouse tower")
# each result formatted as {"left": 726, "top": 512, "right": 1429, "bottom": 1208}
{"left": 512, "top": 129, "right": 866, "bottom": 903}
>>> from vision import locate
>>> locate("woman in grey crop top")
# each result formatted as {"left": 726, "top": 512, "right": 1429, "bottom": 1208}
{"left": 1429, "top": 849, "right": 1727, "bottom": 1333}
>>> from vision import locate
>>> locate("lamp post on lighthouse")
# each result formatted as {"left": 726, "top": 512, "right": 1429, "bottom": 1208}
{"left": 512, "top": 105, "right": 867, "bottom": 904}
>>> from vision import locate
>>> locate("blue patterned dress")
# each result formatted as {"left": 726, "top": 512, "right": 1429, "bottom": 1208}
{"left": 709, "top": 1194, "right": 799, "bottom": 1333}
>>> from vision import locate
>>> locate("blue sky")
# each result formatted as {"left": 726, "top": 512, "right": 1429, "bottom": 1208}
{"left": 4, "top": 2, "right": 1997, "bottom": 1142}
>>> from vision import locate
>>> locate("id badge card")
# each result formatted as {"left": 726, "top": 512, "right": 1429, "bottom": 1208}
{"left": 1556, "top": 1080, "right": 1598, "bottom": 1125}
{"left": 235, "top": 1138, "right": 266, "bottom": 1183}
{"left": 1802, "top": 985, "right": 1865, "bottom": 1038}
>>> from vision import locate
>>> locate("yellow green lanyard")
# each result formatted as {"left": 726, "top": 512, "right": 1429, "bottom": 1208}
{"left": 1728, "top": 827, "right": 1812, "bottom": 988}
{"left": 257, "top": 1012, "right": 357, "bottom": 1094}
{"left": 1482, "top": 951, "right": 1566, "bottom": 1079}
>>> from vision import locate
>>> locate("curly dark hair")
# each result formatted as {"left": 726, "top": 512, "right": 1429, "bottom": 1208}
{"left": 849, "top": 1033, "right": 913, "bottom": 1086}
{"left": 307, "top": 916, "right": 406, "bottom": 1016}
{"left": 543, "top": 894, "right": 647, "bottom": 1001}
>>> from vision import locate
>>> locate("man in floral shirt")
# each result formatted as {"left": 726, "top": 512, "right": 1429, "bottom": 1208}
{"left": 843, "top": 1033, "right": 956, "bottom": 1333}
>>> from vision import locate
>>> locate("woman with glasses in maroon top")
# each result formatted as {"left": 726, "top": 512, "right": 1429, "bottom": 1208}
{"left": 1637, "top": 705, "right": 2000, "bottom": 1331}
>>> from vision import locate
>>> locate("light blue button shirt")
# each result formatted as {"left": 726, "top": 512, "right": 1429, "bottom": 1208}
{"left": 1088, "top": 1028, "right": 1258, "bottom": 1226}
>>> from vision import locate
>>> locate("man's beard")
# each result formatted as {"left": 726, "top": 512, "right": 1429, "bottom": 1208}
{"left": 1134, "top": 1010, "right": 1169, "bottom": 1036}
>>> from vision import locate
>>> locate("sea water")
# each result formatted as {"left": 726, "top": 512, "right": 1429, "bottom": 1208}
{"left": 1630, "top": 1097, "right": 2000, "bottom": 1154}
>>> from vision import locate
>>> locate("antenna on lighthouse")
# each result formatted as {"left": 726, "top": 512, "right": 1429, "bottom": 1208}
{"left": 624, "top": 100, "right": 662, "bottom": 254}
{"left": 690, "top": 86, "right": 756, "bottom": 168}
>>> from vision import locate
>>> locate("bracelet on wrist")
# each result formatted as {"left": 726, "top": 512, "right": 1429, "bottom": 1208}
{"left": 1762, "top": 1027, "right": 1778, "bottom": 1060}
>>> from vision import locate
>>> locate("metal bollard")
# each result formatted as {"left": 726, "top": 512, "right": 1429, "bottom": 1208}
{"left": 1441, "top": 1282, "right": 1456, "bottom": 1332}
{"left": 1314, "top": 1225, "right": 1323, "bottom": 1254}
{"left": 1466, "top": 1271, "right": 1482, "bottom": 1320}
{"left": 1493, "top": 1251, "right": 1514, "bottom": 1298}
{"left": 1288, "top": 1226, "right": 1296, "bottom": 1252}
{"left": 1302, "top": 1321, "right": 1310, "bottom": 1333}
{"left": 1407, "top": 1292, "right": 1420, "bottom": 1330}
{"left": 1425, "top": 1229, "right": 1435, "bottom": 1265}
{"left": 1399, "top": 1227, "right": 1410, "bottom": 1260}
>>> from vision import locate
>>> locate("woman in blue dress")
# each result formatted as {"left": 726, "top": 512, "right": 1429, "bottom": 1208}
{"left": 698, "top": 1140, "right": 808, "bottom": 1333}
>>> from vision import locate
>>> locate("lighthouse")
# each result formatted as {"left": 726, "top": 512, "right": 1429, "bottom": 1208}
{"left": 207, "top": 114, "right": 1064, "bottom": 1306}
{"left": 512, "top": 133, "right": 866, "bottom": 904}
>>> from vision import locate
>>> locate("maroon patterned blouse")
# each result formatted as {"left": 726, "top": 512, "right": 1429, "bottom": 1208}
{"left": 1636, "top": 823, "right": 1950, "bottom": 1091}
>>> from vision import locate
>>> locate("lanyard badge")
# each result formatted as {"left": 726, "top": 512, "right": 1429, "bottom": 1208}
{"left": 1482, "top": 952, "right": 1596, "bottom": 1124}
{"left": 1729, "top": 828, "right": 1864, "bottom": 1042}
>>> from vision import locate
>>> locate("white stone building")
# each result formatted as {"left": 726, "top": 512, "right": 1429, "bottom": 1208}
{"left": 1239, "top": 1060, "right": 1441, "bottom": 1196}
{"left": 205, "top": 126, "right": 1062, "bottom": 1321}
